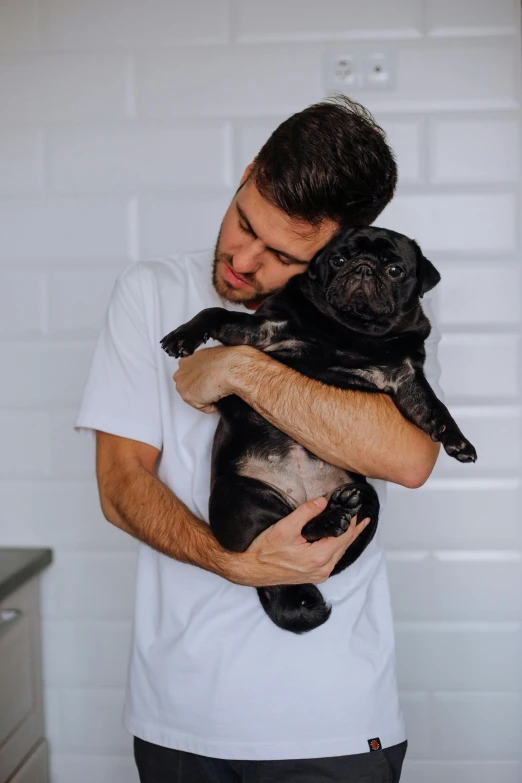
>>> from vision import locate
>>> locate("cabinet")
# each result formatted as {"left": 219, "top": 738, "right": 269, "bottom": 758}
{"left": 0, "top": 550, "right": 52, "bottom": 783}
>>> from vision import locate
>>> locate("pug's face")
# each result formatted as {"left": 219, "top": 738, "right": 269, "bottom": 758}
{"left": 307, "top": 226, "right": 441, "bottom": 336}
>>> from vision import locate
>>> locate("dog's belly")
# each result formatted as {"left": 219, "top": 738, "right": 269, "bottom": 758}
{"left": 236, "top": 443, "right": 348, "bottom": 506}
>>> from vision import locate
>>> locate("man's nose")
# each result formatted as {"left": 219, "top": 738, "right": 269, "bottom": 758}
{"left": 233, "top": 239, "right": 264, "bottom": 272}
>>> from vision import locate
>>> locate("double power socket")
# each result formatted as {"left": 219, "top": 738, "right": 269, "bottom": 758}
{"left": 323, "top": 50, "right": 397, "bottom": 92}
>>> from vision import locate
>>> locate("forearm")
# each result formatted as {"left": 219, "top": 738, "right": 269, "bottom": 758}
{"left": 230, "top": 346, "right": 440, "bottom": 488}
{"left": 100, "top": 463, "right": 244, "bottom": 582}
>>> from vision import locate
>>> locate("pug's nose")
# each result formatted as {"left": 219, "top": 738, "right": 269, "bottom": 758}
{"left": 355, "top": 263, "right": 373, "bottom": 278}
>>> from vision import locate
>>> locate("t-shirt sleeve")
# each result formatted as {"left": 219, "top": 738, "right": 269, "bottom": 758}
{"left": 74, "top": 262, "right": 163, "bottom": 450}
{"left": 421, "top": 291, "right": 445, "bottom": 403}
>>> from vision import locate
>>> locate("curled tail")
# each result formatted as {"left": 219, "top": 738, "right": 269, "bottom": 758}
{"left": 257, "top": 584, "right": 331, "bottom": 634}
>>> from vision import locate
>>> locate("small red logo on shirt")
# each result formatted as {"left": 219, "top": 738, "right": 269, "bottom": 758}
{"left": 368, "top": 738, "right": 382, "bottom": 751}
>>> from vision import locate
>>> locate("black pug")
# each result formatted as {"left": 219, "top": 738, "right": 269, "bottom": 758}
{"left": 161, "top": 226, "right": 477, "bottom": 634}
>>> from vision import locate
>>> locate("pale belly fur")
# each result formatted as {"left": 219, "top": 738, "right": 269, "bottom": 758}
{"left": 236, "top": 443, "right": 348, "bottom": 507}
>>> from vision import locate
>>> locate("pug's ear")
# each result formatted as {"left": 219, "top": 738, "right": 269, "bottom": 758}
{"left": 307, "top": 248, "right": 325, "bottom": 281}
{"left": 414, "top": 241, "right": 441, "bottom": 297}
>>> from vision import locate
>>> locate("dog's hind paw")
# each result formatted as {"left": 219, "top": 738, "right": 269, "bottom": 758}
{"left": 330, "top": 486, "right": 362, "bottom": 511}
{"left": 301, "top": 486, "right": 362, "bottom": 542}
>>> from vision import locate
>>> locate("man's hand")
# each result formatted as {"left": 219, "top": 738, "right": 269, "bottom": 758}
{"left": 173, "top": 345, "right": 242, "bottom": 413}
{"left": 228, "top": 495, "right": 371, "bottom": 588}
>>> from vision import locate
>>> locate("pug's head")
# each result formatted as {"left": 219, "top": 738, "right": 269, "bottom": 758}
{"left": 306, "top": 226, "right": 440, "bottom": 336}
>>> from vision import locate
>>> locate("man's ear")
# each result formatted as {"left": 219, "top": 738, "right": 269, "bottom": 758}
{"left": 414, "top": 241, "right": 441, "bottom": 297}
{"left": 239, "top": 160, "right": 256, "bottom": 188}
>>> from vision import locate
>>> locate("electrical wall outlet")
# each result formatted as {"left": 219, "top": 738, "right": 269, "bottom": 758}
{"left": 363, "top": 51, "right": 396, "bottom": 90}
{"left": 323, "top": 49, "right": 397, "bottom": 93}
{"left": 330, "top": 54, "right": 360, "bottom": 88}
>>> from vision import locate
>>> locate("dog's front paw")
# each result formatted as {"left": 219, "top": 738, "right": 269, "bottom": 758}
{"left": 160, "top": 326, "right": 210, "bottom": 358}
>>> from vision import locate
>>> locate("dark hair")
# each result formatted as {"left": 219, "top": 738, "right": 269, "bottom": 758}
{"left": 252, "top": 94, "right": 397, "bottom": 228}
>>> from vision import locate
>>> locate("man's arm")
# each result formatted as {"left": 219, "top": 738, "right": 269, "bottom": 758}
{"left": 95, "top": 431, "right": 370, "bottom": 587}
{"left": 96, "top": 431, "right": 232, "bottom": 572}
{"left": 228, "top": 346, "right": 440, "bottom": 488}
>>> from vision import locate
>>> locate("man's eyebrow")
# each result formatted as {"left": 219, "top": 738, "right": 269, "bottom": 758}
{"left": 236, "top": 202, "right": 309, "bottom": 266}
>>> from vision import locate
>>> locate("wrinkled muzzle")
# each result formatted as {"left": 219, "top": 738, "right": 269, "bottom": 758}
{"left": 326, "top": 267, "right": 395, "bottom": 319}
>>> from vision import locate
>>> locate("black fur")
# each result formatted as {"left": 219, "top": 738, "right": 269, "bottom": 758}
{"left": 161, "top": 226, "right": 477, "bottom": 634}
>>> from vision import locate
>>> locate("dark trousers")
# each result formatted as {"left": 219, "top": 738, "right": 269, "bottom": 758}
{"left": 134, "top": 736, "right": 408, "bottom": 782}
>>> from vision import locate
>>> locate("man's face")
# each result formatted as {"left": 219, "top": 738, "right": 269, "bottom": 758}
{"left": 212, "top": 167, "right": 339, "bottom": 306}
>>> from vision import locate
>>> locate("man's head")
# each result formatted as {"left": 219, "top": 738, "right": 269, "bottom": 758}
{"left": 212, "top": 95, "right": 398, "bottom": 307}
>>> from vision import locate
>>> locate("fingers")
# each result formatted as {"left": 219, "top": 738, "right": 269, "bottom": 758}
{"left": 312, "top": 515, "right": 371, "bottom": 556}
{"left": 346, "top": 514, "right": 371, "bottom": 537}
{"left": 277, "top": 496, "right": 328, "bottom": 534}
{"left": 342, "top": 515, "right": 371, "bottom": 544}
{"left": 200, "top": 403, "right": 218, "bottom": 414}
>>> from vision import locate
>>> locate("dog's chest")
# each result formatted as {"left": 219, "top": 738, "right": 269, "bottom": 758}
{"left": 236, "top": 443, "right": 348, "bottom": 506}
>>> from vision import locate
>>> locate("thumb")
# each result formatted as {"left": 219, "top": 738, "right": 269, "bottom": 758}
{"left": 281, "top": 495, "right": 327, "bottom": 532}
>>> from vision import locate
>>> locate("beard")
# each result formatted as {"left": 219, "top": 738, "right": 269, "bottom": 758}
{"left": 211, "top": 222, "right": 267, "bottom": 306}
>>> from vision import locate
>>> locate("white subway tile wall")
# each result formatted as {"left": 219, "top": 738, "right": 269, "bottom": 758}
{"left": 59, "top": 688, "right": 131, "bottom": 752}
{"left": 425, "top": 0, "right": 520, "bottom": 37}
{"left": 0, "top": 53, "right": 130, "bottom": 122}
{"left": 50, "top": 754, "right": 137, "bottom": 783}
{"left": 430, "top": 117, "right": 520, "bottom": 182}
{"left": 380, "top": 193, "right": 518, "bottom": 252}
{"left": 438, "top": 334, "right": 520, "bottom": 400}
{"left": 41, "top": 0, "right": 230, "bottom": 48}
{"left": 385, "top": 478, "right": 520, "bottom": 548}
{"left": 0, "top": 270, "right": 45, "bottom": 336}
{"left": 430, "top": 407, "right": 522, "bottom": 475}
{"left": 404, "top": 761, "right": 519, "bottom": 783}
{"left": 0, "top": 0, "right": 39, "bottom": 51}
{"left": 0, "top": 128, "right": 44, "bottom": 194}
{"left": 434, "top": 262, "right": 522, "bottom": 325}
{"left": 137, "top": 194, "right": 233, "bottom": 256}
{"left": 47, "top": 123, "right": 233, "bottom": 192}
{"left": 234, "top": 0, "right": 424, "bottom": 42}
{"left": 0, "top": 198, "right": 132, "bottom": 265}
{"left": 46, "top": 268, "right": 125, "bottom": 337}
{"left": 41, "top": 620, "right": 133, "bottom": 687}
{"left": 0, "top": 1, "right": 519, "bottom": 781}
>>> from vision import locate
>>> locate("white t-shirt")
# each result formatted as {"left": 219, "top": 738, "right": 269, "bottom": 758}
{"left": 75, "top": 251, "right": 444, "bottom": 761}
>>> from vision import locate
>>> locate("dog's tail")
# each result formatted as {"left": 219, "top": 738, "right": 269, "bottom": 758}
{"left": 257, "top": 584, "right": 331, "bottom": 634}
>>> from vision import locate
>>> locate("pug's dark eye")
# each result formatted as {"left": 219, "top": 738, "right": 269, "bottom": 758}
{"left": 332, "top": 256, "right": 346, "bottom": 268}
{"left": 386, "top": 265, "right": 404, "bottom": 279}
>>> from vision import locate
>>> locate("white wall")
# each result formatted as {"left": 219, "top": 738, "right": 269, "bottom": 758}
{"left": 0, "top": 1, "right": 520, "bottom": 781}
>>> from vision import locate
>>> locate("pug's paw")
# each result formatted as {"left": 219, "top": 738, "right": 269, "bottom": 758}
{"left": 301, "top": 511, "right": 349, "bottom": 542}
{"left": 443, "top": 434, "right": 477, "bottom": 463}
{"left": 160, "top": 326, "right": 210, "bottom": 358}
{"left": 330, "top": 486, "right": 362, "bottom": 514}
{"left": 301, "top": 487, "right": 362, "bottom": 542}
{"left": 434, "top": 419, "right": 477, "bottom": 463}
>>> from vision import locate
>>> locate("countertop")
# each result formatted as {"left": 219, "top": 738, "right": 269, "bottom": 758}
{"left": 0, "top": 548, "right": 53, "bottom": 602}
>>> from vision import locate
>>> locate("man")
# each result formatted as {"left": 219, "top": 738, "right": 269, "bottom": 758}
{"left": 75, "top": 95, "right": 442, "bottom": 782}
